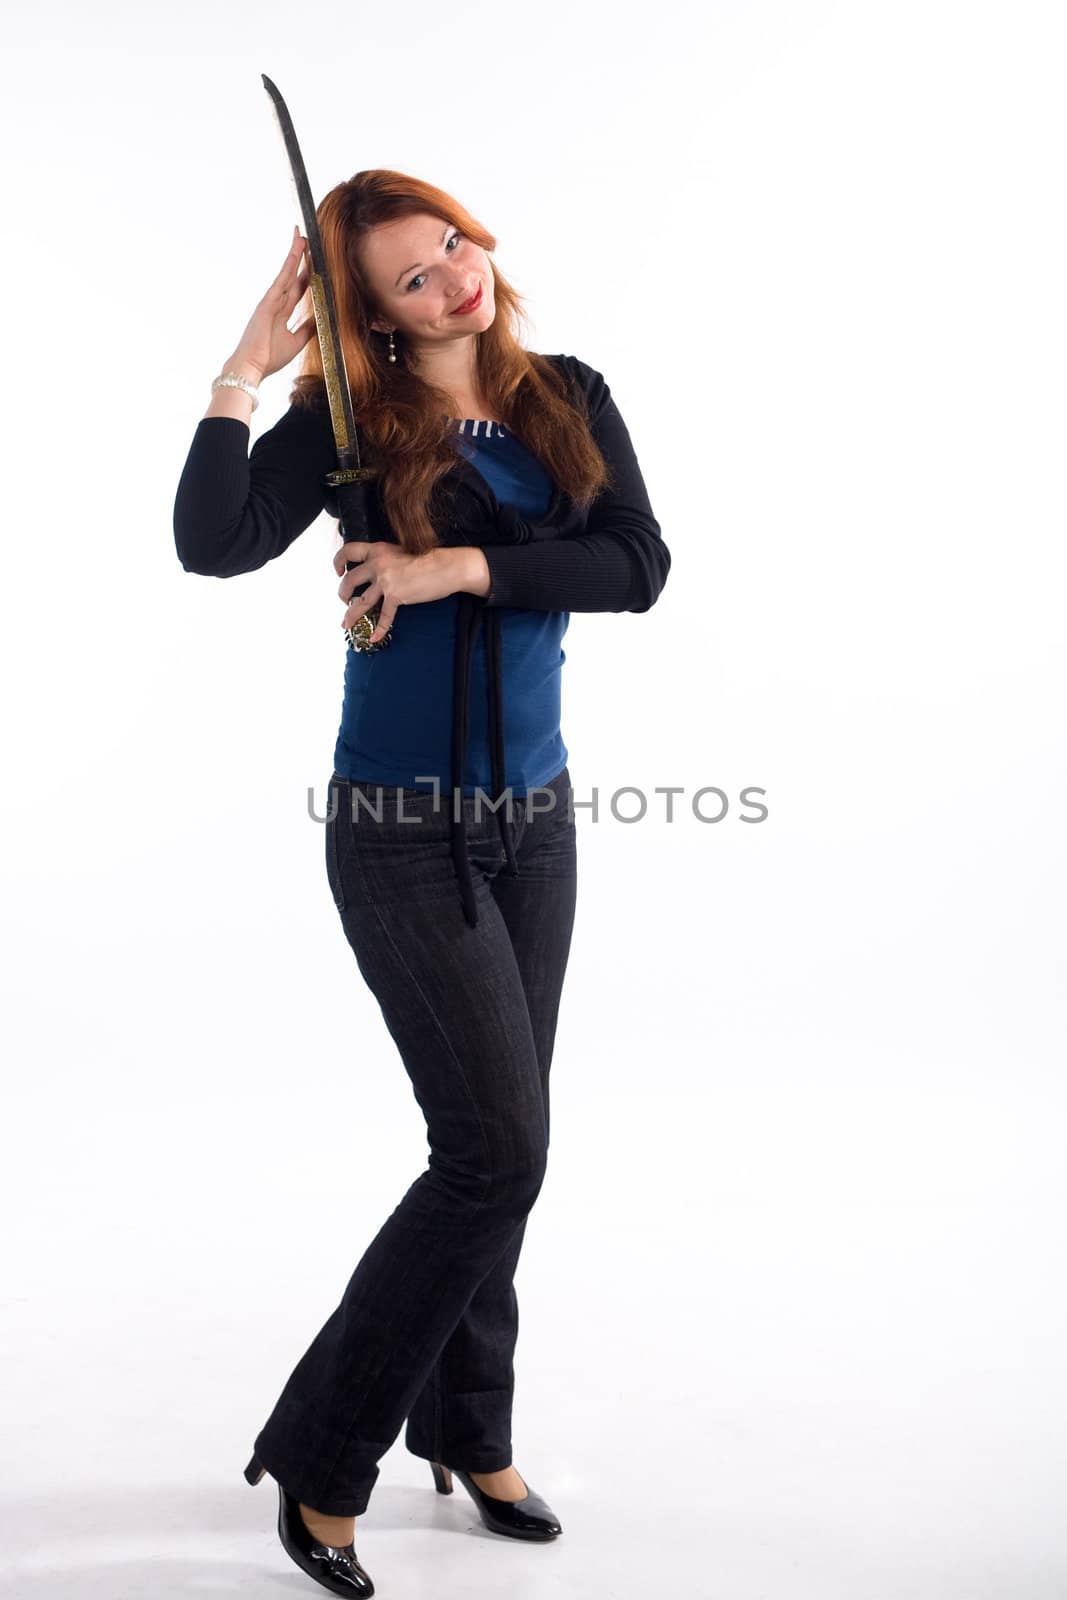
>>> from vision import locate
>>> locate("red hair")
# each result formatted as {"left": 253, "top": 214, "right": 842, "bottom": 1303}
{"left": 289, "top": 168, "right": 610, "bottom": 555}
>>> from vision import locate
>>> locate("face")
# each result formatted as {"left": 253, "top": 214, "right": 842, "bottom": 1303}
{"left": 360, "top": 212, "right": 495, "bottom": 351}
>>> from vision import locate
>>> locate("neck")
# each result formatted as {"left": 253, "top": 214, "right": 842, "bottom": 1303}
{"left": 409, "top": 334, "right": 481, "bottom": 400}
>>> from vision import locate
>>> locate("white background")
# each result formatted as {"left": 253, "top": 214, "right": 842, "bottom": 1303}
{"left": 2, "top": 2, "right": 1065, "bottom": 1596}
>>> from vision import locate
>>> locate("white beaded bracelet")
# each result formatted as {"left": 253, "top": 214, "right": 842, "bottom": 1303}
{"left": 212, "top": 371, "right": 261, "bottom": 411}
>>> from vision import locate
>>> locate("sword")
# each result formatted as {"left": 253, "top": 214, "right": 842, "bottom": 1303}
{"left": 260, "top": 72, "right": 392, "bottom": 653}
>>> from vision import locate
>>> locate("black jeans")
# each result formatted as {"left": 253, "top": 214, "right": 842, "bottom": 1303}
{"left": 252, "top": 764, "right": 577, "bottom": 1516}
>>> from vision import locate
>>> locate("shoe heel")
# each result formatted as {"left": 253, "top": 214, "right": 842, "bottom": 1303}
{"left": 243, "top": 1452, "right": 267, "bottom": 1486}
{"left": 430, "top": 1460, "right": 453, "bottom": 1494}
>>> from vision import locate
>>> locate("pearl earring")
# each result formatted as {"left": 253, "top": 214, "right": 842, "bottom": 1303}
{"left": 388, "top": 329, "right": 396, "bottom": 364}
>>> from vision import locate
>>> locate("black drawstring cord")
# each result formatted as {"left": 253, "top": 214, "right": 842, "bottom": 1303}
{"left": 450, "top": 593, "right": 482, "bottom": 928}
{"left": 450, "top": 598, "right": 520, "bottom": 927}
{"left": 485, "top": 609, "right": 519, "bottom": 877}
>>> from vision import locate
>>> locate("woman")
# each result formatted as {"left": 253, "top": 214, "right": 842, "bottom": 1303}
{"left": 173, "top": 168, "right": 670, "bottom": 1597}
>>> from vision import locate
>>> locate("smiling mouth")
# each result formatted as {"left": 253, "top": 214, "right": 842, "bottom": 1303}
{"left": 451, "top": 283, "right": 484, "bottom": 315}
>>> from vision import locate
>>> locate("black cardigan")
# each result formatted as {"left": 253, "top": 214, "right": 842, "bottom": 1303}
{"left": 173, "top": 352, "right": 671, "bottom": 925}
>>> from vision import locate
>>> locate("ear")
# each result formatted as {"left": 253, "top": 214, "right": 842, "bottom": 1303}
{"left": 369, "top": 320, "right": 394, "bottom": 337}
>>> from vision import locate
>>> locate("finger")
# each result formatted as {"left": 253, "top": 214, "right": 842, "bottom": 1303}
{"left": 367, "top": 598, "right": 398, "bottom": 645}
{"left": 270, "top": 234, "right": 306, "bottom": 294}
{"left": 283, "top": 317, "right": 314, "bottom": 351}
{"left": 279, "top": 262, "right": 304, "bottom": 302}
{"left": 337, "top": 560, "right": 367, "bottom": 596}
{"left": 333, "top": 543, "right": 370, "bottom": 577}
{"left": 341, "top": 582, "right": 382, "bottom": 631}
{"left": 284, "top": 299, "right": 302, "bottom": 329}
{"left": 275, "top": 232, "right": 302, "bottom": 279}
{"left": 340, "top": 565, "right": 374, "bottom": 604}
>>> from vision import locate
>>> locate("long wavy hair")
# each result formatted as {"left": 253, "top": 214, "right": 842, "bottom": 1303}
{"left": 289, "top": 169, "right": 612, "bottom": 555}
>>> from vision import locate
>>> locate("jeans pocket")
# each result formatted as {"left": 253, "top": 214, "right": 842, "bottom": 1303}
{"left": 325, "top": 811, "right": 347, "bottom": 913}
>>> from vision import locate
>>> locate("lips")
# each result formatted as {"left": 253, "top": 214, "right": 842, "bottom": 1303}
{"left": 451, "top": 282, "right": 484, "bottom": 315}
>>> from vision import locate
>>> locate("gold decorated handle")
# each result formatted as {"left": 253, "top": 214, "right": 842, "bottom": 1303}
{"left": 344, "top": 597, "right": 394, "bottom": 652}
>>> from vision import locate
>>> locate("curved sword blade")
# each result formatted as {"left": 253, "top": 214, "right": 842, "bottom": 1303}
{"left": 260, "top": 72, "right": 361, "bottom": 467}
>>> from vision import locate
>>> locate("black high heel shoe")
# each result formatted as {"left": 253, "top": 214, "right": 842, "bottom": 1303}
{"left": 244, "top": 1452, "right": 375, "bottom": 1596}
{"left": 429, "top": 1460, "right": 562, "bottom": 1540}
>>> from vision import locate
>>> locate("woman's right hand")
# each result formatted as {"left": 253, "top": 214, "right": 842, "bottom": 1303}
{"left": 225, "top": 225, "right": 317, "bottom": 383}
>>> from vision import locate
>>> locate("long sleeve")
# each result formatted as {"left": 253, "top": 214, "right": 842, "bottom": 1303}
{"left": 173, "top": 402, "right": 336, "bottom": 578}
{"left": 479, "top": 360, "right": 671, "bottom": 613}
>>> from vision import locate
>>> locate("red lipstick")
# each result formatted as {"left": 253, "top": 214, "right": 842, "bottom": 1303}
{"left": 451, "top": 283, "right": 484, "bottom": 315}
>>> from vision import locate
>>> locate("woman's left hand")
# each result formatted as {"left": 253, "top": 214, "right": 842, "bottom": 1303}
{"left": 334, "top": 542, "right": 473, "bottom": 645}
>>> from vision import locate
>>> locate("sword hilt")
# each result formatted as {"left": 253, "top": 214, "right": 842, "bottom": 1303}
{"left": 342, "top": 553, "right": 393, "bottom": 653}
{"left": 328, "top": 466, "right": 391, "bottom": 650}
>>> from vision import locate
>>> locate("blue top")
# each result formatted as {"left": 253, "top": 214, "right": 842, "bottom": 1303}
{"left": 331, "top": 418, "right": 570, "bottom": 796}
{"left": 172, "top": 351, "right": 671, "bottom": 928}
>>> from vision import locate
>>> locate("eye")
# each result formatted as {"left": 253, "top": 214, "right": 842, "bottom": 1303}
{"left": 406, "top": 231, "right": 463, "bottom": 292}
